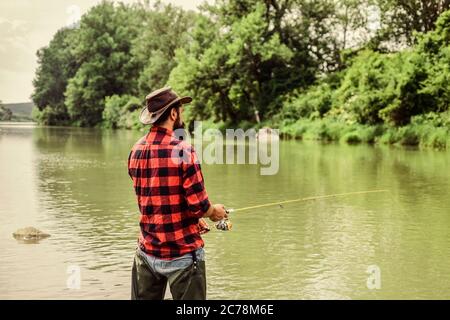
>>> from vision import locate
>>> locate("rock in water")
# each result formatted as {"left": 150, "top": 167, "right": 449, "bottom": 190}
{"left": 13, "top": 227, "right": 50, "bottom": 241}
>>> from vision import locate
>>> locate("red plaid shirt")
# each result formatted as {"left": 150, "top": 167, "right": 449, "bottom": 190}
{"left": 128, "top": 126, "right": 211, "bottom": 259}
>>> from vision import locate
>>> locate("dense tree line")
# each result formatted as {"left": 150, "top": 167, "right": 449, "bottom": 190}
{"left": 32, "top": 0, "right": 450, "bottom": 140}
{"left": 283, "top": 8, "right": 450, "bottom": 124}
{"left": 33, "top": 1, "right": 195, "bottom": 127}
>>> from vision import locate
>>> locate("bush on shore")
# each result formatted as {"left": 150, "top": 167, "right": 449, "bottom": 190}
{"left": 276, "top": 114, "right": 450, "bottom": 150}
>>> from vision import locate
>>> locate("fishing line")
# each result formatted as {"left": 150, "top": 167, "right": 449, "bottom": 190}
{"left": 227, "top": 189, "right": 390, "bottom": 213}
{"left": 214, "top": 189, "right": 389, "bottom": 231}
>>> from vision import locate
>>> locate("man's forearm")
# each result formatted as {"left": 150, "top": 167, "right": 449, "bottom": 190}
{"left": 203, "top": 203, "right": 227, "bottom": 222}
{"left": 204, "top": 204, "right": 214, "bottom": 218}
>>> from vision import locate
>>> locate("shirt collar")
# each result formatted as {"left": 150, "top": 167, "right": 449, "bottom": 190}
{"left": 147, "top": 126, "right": 174, "bottom": 144}
{"left": 150, "top": 126, "right": 173, "bottom": 136}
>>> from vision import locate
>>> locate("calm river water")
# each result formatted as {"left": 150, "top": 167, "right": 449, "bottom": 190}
{"left": 1, "top": 122, "right": 449, "bottom": 299}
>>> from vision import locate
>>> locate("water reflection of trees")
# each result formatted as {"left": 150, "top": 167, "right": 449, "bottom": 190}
{"left": 33, "top": 126, "right": 146, "bottom": 272}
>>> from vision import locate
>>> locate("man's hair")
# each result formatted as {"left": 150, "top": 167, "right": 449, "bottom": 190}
{"left": 153, "top": 102, "right": 181, "bottom": 126}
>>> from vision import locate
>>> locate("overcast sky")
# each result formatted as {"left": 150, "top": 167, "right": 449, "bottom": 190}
{"left": 0, "top": 0, "right": 203, "bottom": 104}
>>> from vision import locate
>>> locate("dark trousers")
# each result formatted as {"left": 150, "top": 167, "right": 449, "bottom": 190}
{"left": 131, "top": 248, "right": 206, "bottom": 300}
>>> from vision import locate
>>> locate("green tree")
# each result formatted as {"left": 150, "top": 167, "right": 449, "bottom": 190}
{"left": 333, "top": 0, "right": 377, "bottom": 51}
{"left": 65, "top": 1, "right": 143, "bottom": 126}
{"left": 416, "top": 10, "right": 450, "bottom": 112}
{"left": 376, "top": 0, "right": 450, "bottom": 47}
{"left": 102, "top": 94, "right": 143, "bottom": 129}
{"left": 131, "top": 1, "right": 196, "bottom": 97}
{"left": 32, "top": 28, "right": 77, "bottom": 125}
{"left": 169, "top": 0, "right": 338, "bottom": 124}
{"left": 377, "top": 10, "right": 450, "bottom": 123}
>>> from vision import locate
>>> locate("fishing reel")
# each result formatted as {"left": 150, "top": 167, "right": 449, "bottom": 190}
{"left": 215, "top": 208, "right": 233, "bottom": 231}
{"left": 215, "top": 218, "right": 232, "bottom": 231}
{"left": 198, "top": 208, "right": 233, "bottom": 233}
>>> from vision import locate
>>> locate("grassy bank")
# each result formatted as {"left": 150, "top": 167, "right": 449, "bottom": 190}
{"left": 196, "top": 113, "right": 450, "bottom": 151}
{"left": 276, "top": 118, "right": 450, "bottom": 150}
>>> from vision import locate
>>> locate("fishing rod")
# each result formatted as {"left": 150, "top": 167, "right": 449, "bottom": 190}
{"left": 214, "top": 189, "right": 389, "bottom": 231}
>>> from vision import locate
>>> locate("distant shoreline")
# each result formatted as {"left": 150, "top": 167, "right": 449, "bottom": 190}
{"left": 1, "top": 102, "right": 33, "bottom": 122}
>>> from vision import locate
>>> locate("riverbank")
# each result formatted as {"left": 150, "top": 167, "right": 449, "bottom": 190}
{"left": 198, "top": 115, "right": 450, "bottom": 151}
{"left": 22, "top": 115, "right": 450, "bottom": 151}
{"left": 277, "top": 119, "right": 450, "bottom": 150}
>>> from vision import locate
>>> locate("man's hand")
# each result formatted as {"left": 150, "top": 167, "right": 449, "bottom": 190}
{"left": 198, "top": 218, "right": 211, "bottom": 234}
{"left": 205, "top": 204, "right": 228, "bottom": 222}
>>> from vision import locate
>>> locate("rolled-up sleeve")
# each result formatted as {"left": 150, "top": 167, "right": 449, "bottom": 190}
{"left": 182, "top": 146, "right": 211, "bottom": 218}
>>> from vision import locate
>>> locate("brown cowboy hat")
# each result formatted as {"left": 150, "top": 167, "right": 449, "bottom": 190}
{"left": 139, "top": 87, "right": 192, "bottom": 125}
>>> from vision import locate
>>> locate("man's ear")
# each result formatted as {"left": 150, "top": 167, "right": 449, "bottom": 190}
{"left": 170, "top": 107, "right": 178, "bottom": 121}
